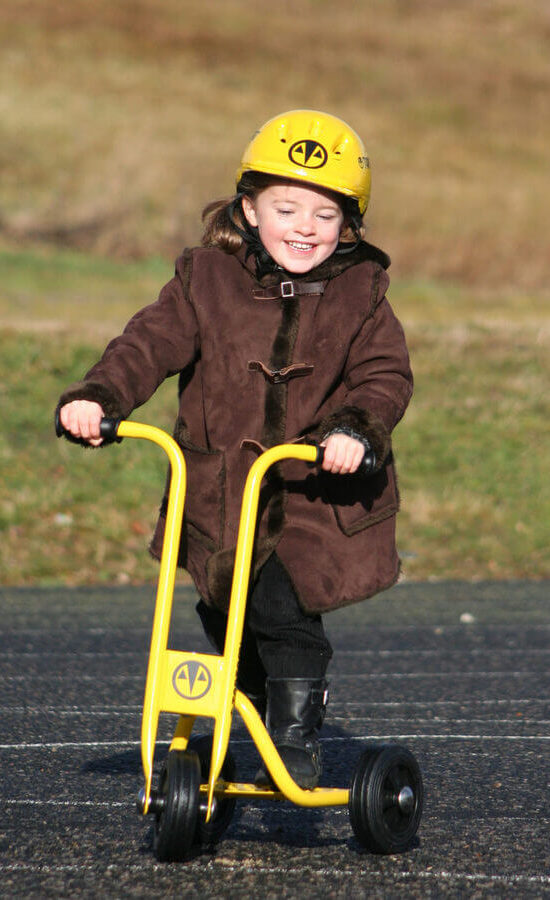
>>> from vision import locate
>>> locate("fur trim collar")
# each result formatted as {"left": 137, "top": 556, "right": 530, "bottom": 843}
{"left": 236, "top": 240, "right": 390, "bottom": 287}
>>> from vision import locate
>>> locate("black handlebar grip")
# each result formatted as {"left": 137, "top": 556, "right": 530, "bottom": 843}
{"left": 307, "top": 440, "right": 375, "bottom": 475}
{"left": 54, "top": 409, "right": 63, "bottom": 438}
{"left": 54, "top": 408, "right": 85, "bottom": 445}
{"left": 99, "top": 417, "right": 123, "bottom": 443}
{"left": 54, "top": 410, "right": 122, "bottom": 445}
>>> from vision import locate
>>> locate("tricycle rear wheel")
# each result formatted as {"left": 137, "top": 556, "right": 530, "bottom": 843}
{"left": 349, "top": 743, "right": 423, "bottom": 854}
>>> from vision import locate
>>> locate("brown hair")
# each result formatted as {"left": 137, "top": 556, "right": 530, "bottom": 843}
{"left": 201, "top": 172, "right": 363, "bottom": 252}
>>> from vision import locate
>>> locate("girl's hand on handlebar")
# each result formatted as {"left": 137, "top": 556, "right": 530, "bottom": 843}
{"left": 59, "top": 400, "right": 105, "bottom": 447}
{"left": 320, "top": 433, "right": 365, "bottom": 475}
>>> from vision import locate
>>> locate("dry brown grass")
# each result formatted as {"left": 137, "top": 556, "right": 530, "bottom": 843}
{"left": 1, "top": 0, "right": 549, "bottom": 286}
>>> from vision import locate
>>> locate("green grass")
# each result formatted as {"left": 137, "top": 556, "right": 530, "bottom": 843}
{"left": 394, "top": 318, "right": 550, "bottom": 580}
{"left": 1, "top": 250, "right": 548, "bottom": 585}
{"left": 0, "top": 327, "right": 177, "bottom": 585}
{"left": 0, "top": 245, "right": 172, "bottom": 336}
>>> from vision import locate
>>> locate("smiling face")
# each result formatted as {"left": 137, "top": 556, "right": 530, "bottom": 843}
{"left": 241, "top": 181, "right": 345, "bottom": 274}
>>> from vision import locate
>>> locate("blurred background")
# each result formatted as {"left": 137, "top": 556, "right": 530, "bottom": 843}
{"left": 1, "top": 0, "right": 548, "bottom": 586}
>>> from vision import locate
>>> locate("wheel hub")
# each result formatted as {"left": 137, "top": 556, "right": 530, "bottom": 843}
{"left": 136, "top": 787, "right": 165, "bottom": 815}
{"left": 397, "top": 785, "right": 415, "bottom": 815}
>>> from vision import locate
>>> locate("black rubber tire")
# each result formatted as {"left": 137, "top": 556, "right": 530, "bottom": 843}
{"left": 154, "top": 749, "right": 201, "bottom": 862}
{"left": 188, "top": 734, "right": 237, "bottom": 846}
{"left": 349, "top": 743, "right": 423, "bottom": 854}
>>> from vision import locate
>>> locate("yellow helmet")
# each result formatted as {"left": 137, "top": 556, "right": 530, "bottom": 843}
{"left": 236, "top": 109, "right": 371, "bottom": 214}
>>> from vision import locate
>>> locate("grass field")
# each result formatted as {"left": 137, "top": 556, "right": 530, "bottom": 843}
{"left": 1, "top": 1, "right": 549, "bottom": 585}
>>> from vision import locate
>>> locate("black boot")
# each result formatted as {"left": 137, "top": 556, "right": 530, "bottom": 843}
{"left": 255, "top": 677, "right": 328, "bottom": 790}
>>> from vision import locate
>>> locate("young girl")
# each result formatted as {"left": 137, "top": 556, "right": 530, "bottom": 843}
{"left": 57, "top": 110, "right": 413, "bottom": 790}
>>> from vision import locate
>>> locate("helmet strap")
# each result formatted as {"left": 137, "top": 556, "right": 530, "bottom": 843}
{"left": 335, "top": 209, "right": 363, "bottom": 255}
{"left": 335, "top": 238, "right": 362, "bottom": 255}
{"left": 229, "top": 195, "right": 282, "bottom": 278}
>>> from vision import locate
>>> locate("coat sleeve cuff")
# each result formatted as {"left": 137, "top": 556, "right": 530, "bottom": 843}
{"left": 56, "top": 380, "right": 126, "bottom": 419}
{"left": 319, "top": 405, "right": 391, "bottom": 470}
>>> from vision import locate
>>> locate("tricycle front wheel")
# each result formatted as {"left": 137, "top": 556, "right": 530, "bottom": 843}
{"left": 188, "top": 734, "right": 237, "bottom": 846}
{"left": 154, "top": 749, "right": 201, "bottom": 862}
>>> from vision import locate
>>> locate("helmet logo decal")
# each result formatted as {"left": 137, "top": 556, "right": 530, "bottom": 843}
{"left": 172, "top": 660, "right": 212, "bottom": 700}
{"left": 288, "top": 140, "right": 328, "bottom": 169}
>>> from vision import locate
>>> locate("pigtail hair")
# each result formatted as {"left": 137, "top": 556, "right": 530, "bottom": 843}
{"left": 201, "top": 198, "right": 244, "bottom": 253}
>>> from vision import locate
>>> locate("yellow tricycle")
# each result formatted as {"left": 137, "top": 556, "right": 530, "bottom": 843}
{"left": 57, "top": 416, "right": 423, "bottom": 861}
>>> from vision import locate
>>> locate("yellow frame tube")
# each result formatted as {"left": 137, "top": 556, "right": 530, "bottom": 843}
{"left": 233, "top": 692, "right": 349, "bottom": 807}
{"left": 169, "top": 714, "right": 196, "bottom": 752}
{"left": 205, "top": 443, "right": 332, "bottom": 816}
{"left": 115, "top": 421, "right": 187, "bottom": 813}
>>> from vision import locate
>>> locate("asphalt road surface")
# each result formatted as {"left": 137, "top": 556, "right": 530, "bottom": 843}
{"left": 1, "top": 580, "right": 549, "bottom": 898}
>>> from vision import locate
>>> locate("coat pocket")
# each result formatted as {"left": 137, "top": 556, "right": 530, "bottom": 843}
{"left": 177, "top": 439, "right": 226, "bottom": 550}
{"left": 327, "top": 457, "right": 399, "bottom": 537}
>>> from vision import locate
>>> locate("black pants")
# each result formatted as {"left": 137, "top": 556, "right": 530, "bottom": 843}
{"left": 197, "top": 553, "right": 332, "bottom": 689}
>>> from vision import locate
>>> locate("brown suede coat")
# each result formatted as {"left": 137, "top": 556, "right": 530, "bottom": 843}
{"left": 58, "top": 241, "right": 413, "bottom": 613}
